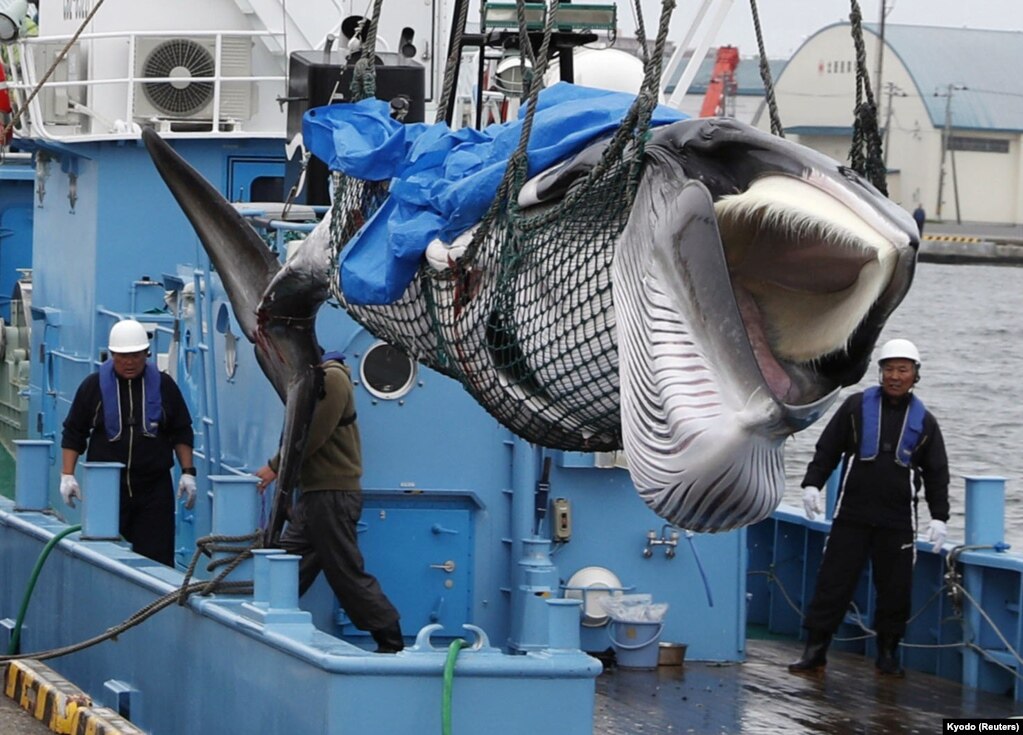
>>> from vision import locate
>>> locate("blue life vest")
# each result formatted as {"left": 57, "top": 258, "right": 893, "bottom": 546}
{"left": 858, "top": 385, "right": 926, "bottom": 467}
{"left": 98, "top": 360, "right": 163, "bottom": 440}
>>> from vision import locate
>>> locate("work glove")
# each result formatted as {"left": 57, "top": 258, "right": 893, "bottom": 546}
{"left": 927, "top": 519, "right": 947, "bottom": 553}
{"left": 60, "top": 474, "right": 82, "bottom": 508}
{"left": 177, "top": 473, "right": 197, "bottom": 510}
{"left": 802, "top": 486, "right": 823, "bottom": 521}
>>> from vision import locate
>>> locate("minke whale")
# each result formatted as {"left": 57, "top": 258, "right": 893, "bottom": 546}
{"left": 143, "top": 116, "right": 919, "bottom": 534}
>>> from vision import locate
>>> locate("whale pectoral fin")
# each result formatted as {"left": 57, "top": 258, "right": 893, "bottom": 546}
{"left": 264, "top": 367, "right": 323, "bottom": 546}
{"left": 142, "top": 128, "right": 281, "bottom": 343}
{"left": 614, "top": 173, "right": 786, "bottom": 531}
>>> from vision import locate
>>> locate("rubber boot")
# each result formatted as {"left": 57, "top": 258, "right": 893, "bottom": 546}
{"left": 372, "top": 620, "right": 405, "bottom": 653}
{"left": 875, "top": 633, "right": 905, "bottom": 677}
{"left": 788, "top": 629, "right": 832, "bottom": 675}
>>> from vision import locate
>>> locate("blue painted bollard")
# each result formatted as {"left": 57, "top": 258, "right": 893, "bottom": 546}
{"left": 547, "top": 598, "right": 583, "bottom": 650}
{"left": 81, "top": 462, "right": 124, "bottom": 540}
{"left": 14, "top": 440, "right": 52, "bottom": 511}
{"left": 964, "top": 476, "right": 1006, "bottom": 548}
{"left": 209, "top": 475, "right": 261, "bottom": 582}
{"left": 267, "top": 554, "right": 302, "bottom": 611}
{"left": 251, "top": 548, "right": 283, "bottom": 607}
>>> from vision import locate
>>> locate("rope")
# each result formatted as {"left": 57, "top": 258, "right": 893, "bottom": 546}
{"left": 177, "top": 530, "right": 262, "bottom": 604}
{"left": 349, "top": 0, "right": 385, "bottom": 102}
{"left": 0, "top": 0, "right": 108, "bottom": 144}
{"left": 631, "top": 0, "right": 650, "bottom": 64}
{"left": 434, "top": 0, "right": 471, "bottom": 124}
{"left": 748, "top": 0, "right": 783, "bottom": 137}
{"left": 847, "top": 0, "right": 887, "bottom": 194}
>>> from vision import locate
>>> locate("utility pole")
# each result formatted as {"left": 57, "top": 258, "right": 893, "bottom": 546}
{"left": 875, "top": 0, "right": 887, "bottom": 95}
{"left": 882, "top": 82, "right": 904, "bottom": 167}
{"left": 935, "top": 83, "right": 967, "bottom": 222}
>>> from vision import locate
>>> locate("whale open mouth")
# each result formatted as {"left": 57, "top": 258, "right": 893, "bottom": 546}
{"left": 713, "top": 174, "right": 903, "bottom": 408}
{"left": 614, "top": 164, "right": 918, "bottom": 531}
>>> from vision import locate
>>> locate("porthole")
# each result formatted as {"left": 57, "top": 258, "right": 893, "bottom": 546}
{"left": 359, "top": 341, "right": 416, "bottom": 400}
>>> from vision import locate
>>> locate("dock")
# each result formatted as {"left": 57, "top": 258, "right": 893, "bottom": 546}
{"left": 594, "top": 637, "right": 1023, "bottom": 733}
{"left": 919, "top": 231, "right": 1023, "bottom": 265}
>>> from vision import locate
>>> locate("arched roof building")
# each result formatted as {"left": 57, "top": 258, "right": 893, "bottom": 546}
{"left": 754, "top": 23, "right": 1023, "bottom": 225}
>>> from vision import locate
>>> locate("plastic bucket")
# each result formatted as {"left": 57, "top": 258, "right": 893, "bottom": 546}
{"left": 608, "top": 621, "right": 664, "bottom": 670}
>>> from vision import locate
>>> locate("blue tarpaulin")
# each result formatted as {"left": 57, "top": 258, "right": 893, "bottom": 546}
{"left": 303, "top": 82, "right": 687, "bottom": 305}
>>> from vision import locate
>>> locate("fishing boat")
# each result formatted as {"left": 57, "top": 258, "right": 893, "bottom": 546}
{"left": 2, "top": 1, "right": 1022, "bottom": 733}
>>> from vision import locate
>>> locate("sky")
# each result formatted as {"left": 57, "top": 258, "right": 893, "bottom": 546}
{"left": 629, "top": 0, "right": 1023, "bottom": 58}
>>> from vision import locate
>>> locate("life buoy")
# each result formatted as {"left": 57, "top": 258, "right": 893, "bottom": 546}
{"left": 1, "top": 63, "right": 12, "bottom": 145}
{"left": 0, "top": 64, "right": 10, "bottom": 113}
{"left": 0, "top": 63, "right": 11, "bottom": 145}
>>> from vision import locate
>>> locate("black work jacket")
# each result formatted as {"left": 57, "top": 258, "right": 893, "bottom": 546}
{"left": 801, "top": 390, "right": 950, "bottom": 529}
{"left": 61, "top": 370, "right": 194, "bottom": 482}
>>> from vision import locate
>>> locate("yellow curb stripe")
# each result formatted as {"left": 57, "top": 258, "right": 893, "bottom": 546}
{"left": 70, "top": 706, "right": 147, "bottom": 735}
{"left": 3, "top": 659, "right": 93, "bottom": 734}
{"left": 923, "top": 234, "right": 982, "bottom": 243}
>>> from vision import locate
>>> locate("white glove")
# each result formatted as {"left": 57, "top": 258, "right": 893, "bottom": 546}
{"left": 802, "top": 486, "right": 823, "bottom": 521}
{"left": 927, "top": 519, "right": 947, "bottom": 553}
{"left": 177, "top": 473, "right": 197, "bottom": 510}
{"left": 60, "top": 474, "right": 82, "bottom": 508}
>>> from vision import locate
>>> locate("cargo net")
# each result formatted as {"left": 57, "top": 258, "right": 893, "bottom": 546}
{"left": 326, "top": 0, "right": 670, "bottom": 451}
{"left": 327, "top": 132, "right": 644, "bottom": 451}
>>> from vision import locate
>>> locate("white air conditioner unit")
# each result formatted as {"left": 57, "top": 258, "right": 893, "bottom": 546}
{"left": 133, "top": 36, "right": 253, "bottom": 123}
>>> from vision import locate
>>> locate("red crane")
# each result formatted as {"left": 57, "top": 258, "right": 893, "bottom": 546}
{"left": 700, "top": 46, "right": 739, "bottom": 118}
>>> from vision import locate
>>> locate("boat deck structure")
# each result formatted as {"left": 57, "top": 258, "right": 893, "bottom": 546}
{"left": 4, "top": 635, "right": 1021, "bottom": 734}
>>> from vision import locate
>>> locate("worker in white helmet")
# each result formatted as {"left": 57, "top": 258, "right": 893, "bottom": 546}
{"left": 789, "top": 338, "right": 949, "bottom": 679}
{"left": 59, "top": 319, "right": 196, "bottom": 566}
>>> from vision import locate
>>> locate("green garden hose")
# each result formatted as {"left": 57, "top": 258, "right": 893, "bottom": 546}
{"left": 8, "top": 524, "right": 82, "bottom": 654}
{"left": 442, "top": 638, "right": 469, "bottom": 735}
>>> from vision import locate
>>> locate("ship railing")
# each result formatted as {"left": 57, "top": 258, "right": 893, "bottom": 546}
{"left": 3, "top": 29, "right": 289, "bottom": 143}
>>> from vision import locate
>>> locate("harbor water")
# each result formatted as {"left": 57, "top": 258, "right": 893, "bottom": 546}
{"left": 783, "top": 261, "right": 1023, "bottom": 549}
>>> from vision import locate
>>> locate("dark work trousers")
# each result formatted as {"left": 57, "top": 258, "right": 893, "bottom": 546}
{"left": 119, "top": 472, "right": 175, "bottom": 566}
{"left": 279, "top": 490, "right": 400, "bottom": 632}
{"left": 803, "top": 519, "right": 915, "bottom": 636}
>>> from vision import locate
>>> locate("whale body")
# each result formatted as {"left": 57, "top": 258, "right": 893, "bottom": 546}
{"left": 144, "top": 114, "right": 918, "bottom": 535}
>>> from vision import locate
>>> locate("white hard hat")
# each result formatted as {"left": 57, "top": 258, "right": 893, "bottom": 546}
{"left": 108, "top": 319, "right": 150, "bottom": 353}
{"left": 878, "top": 338, "right": 920, "bottom": 366}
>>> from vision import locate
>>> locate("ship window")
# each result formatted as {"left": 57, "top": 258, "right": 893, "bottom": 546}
{"left": 948, "top": 136, "right": 1009, "bottom": 153}
{"left": 359, "top": 341, "right": 416, "bottom": 400}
